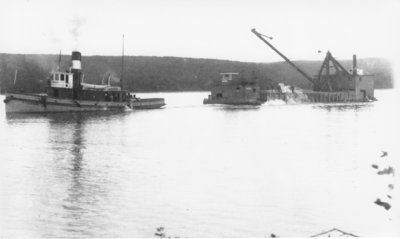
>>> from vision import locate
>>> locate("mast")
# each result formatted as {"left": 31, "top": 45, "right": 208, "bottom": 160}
{"left": 58, "top": 50, "right": 61, "bottom": 71}
{"left": 316, "top": 51, "right": 351, "bottom": 91}
{"left": 14, "top": 69, "right": 18, "bottom": 85}
{"left": 121, "top": 34, "right": 124, "bottom": 89}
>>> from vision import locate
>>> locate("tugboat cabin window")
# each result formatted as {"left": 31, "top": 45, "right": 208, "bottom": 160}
{"left": 51, "top": 72, "right": 73, "bottom": 89}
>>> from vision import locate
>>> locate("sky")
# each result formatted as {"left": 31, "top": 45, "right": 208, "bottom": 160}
{"left": 1, "top": 0, "right": 400, "bottom": 68}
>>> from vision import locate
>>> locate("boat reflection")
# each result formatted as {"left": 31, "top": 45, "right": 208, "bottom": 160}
{"left": 5, "top": 110, "right": 129, "bottom": 123}
{"left": 44, "top": 114, "right": 114, "bottom": 237}
{"left": 312, "top": 103, "right": 373, "bottom": 112}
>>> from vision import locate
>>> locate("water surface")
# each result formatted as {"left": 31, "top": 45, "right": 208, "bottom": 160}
{"left": 0, "top": 90, "right": 399, "bottom": 237}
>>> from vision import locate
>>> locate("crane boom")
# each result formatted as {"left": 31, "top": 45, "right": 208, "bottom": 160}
{"left": 251, "top": 28, "right": 315, "bottom": 85}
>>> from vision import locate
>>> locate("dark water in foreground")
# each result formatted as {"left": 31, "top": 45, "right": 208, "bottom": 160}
{"left": 0, "top": 90, "right": 399, "bottom": 237}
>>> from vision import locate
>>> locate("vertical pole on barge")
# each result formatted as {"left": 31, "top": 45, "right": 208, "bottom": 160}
{"left": 352, "top": 54, "right": 357, "bottom": 76}
{"left": 121, "top": 34, "right": 125, "bottom": 89}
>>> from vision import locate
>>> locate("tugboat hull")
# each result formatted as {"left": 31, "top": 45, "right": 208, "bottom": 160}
{"left": 4, "top": 92, "right": 128, "bottom": 113}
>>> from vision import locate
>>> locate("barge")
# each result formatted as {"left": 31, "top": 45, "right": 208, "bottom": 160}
{"left": 203, "top": 73, "right": 265, "bottom": 105}
{"left": 252, "top": 28, "right": 376, "bottom": 103}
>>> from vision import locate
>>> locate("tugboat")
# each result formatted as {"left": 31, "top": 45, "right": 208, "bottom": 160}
{"left": 203, "top": 73, "right": 265, "bottom": 105}
{"left": 4, "top": 51, "right": 165, "bottom": 113}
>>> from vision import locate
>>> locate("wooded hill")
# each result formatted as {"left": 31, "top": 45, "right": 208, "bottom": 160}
{"left": 0, "top": 53, "right": 393, "bottom": 93}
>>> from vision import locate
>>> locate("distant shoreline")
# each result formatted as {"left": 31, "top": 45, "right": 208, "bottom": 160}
{"left": 0, "top": 53, "right": 393, "bottom": 93}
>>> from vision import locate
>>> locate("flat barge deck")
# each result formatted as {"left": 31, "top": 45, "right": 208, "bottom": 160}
{"left": 261, "top": 89, "right": 374, "bottom": 103}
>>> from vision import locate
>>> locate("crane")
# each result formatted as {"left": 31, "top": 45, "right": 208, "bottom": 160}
{"left": 251, "top": 28, "right": 354, "bottom": 92}
{"left": 251, "top": 28, "right": 315, "bottom": 85}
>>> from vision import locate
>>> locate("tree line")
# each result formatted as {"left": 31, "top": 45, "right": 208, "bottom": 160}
{"left": 0, "top": 53, "right": 393, "bottom": 93}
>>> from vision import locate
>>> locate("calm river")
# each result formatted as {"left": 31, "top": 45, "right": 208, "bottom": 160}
{"left": 0, "top": 90, "right": 399, "bottom": 237}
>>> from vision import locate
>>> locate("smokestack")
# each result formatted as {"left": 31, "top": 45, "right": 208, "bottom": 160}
{"left": 353, "top": 54, "right": 357, "bottom": 75}
{"left": 71, "top": 51, "right": 82, "bottom": 71}
{"left": 71, "top": 51, "right": 82, "bottom": 89}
